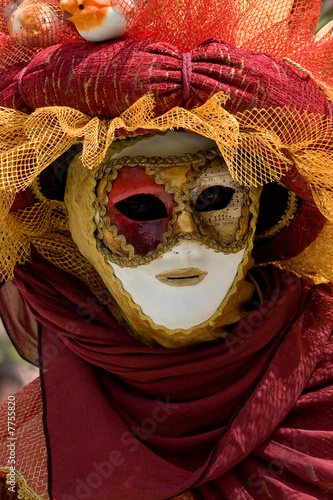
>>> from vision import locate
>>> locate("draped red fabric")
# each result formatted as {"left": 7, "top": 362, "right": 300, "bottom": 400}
{"left": 1, "top": 39, "right": 330, "bottom": 119}
{"left": 10, "top": 256, "right": 333, "bottom": 500}
{"left": 252, "top": 200, "right": 326, "bottom": 263}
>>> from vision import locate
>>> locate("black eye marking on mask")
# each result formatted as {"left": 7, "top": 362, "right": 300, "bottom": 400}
{"left": 115, "top": 194, "right": 168, "bottom": 221}
{"left": 195, "top": 186, "right": 235, "bottom": 212}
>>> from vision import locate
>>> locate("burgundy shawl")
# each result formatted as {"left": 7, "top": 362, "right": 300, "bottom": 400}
{"left": 7, "top": 256, "right": 333, "bottom": 500}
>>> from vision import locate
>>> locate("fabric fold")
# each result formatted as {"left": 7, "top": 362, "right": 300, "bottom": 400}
{"left": 9, "top": 256, "right": 333, "bottom": 499}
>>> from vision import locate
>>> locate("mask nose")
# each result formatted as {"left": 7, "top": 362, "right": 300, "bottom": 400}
{"left": 171, "top": 210, "right": 199, "bottom": 237}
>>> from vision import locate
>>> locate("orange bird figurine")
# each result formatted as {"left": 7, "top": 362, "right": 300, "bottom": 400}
{"left": 60, "top": 0, "right": 135, "bottom": 42}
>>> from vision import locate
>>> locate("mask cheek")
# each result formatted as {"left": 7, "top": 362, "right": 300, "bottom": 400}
{"left": 107, "top": 208, "right": 171, "bottom": 256}
{"left": 102, "top": 225, "right": 129, "bottom": 257}
{"left": 199, "top": 200, "right": 250, "bottom": 245}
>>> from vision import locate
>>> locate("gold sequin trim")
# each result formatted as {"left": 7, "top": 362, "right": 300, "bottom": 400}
{"left": 95, "top": 148, "right": 220, "bottom": 179}
{"left": 0, "top": 467, "right": 47, "bottom": 500}
{"left": 255, "top": 188, "right": 299, "bottom": 241}
{"left": 29, "top": 178, "right": 48, "bottom": 204}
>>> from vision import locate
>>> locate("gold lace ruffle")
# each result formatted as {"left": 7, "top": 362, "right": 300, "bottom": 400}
{"left": 1, "top": 92, "right": 333, "bottom": 281}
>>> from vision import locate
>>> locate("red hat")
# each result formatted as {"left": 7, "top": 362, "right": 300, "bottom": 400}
{"left": 0, "top": 0, "right": 332, "bottom": 282}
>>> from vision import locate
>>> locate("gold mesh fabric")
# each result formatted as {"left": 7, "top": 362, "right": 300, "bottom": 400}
{"left": 0, "top": 378, "right": 48, "bottom": 499}
{"left": 1, "top": 92, "right": 333, "bottom": 283}
{"left": 272, "top": 221, "right": 333, "bottom": 284}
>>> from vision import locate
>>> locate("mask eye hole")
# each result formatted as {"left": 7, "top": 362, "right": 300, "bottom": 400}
{"left": 195, "top": 186, "right": 235, "bottom": 212}
{"left": 115, "top": 194, "right": 168, "bottom": 221}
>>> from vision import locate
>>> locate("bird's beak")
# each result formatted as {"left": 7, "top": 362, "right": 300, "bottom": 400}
{"left": 62, "top": 11, "right": 73, "bottom": 21}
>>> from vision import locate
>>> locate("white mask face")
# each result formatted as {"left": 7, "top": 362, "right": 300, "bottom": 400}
{"left": 110, "top": 241, "right": 245, "bottom": 330}
{"left": 95, "top": 133, "right": 253, "bottom": 330}
{"left": 65, "top": 131, "right": 259, "bottom": 341}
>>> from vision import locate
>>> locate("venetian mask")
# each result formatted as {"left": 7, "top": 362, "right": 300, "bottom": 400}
{"left": 65, "top": 132, "right": 261, "bottom": 347}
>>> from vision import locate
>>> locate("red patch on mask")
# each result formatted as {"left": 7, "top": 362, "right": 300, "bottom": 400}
{"left": 106, "top": 166, "right": 176, "bottom": 255}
